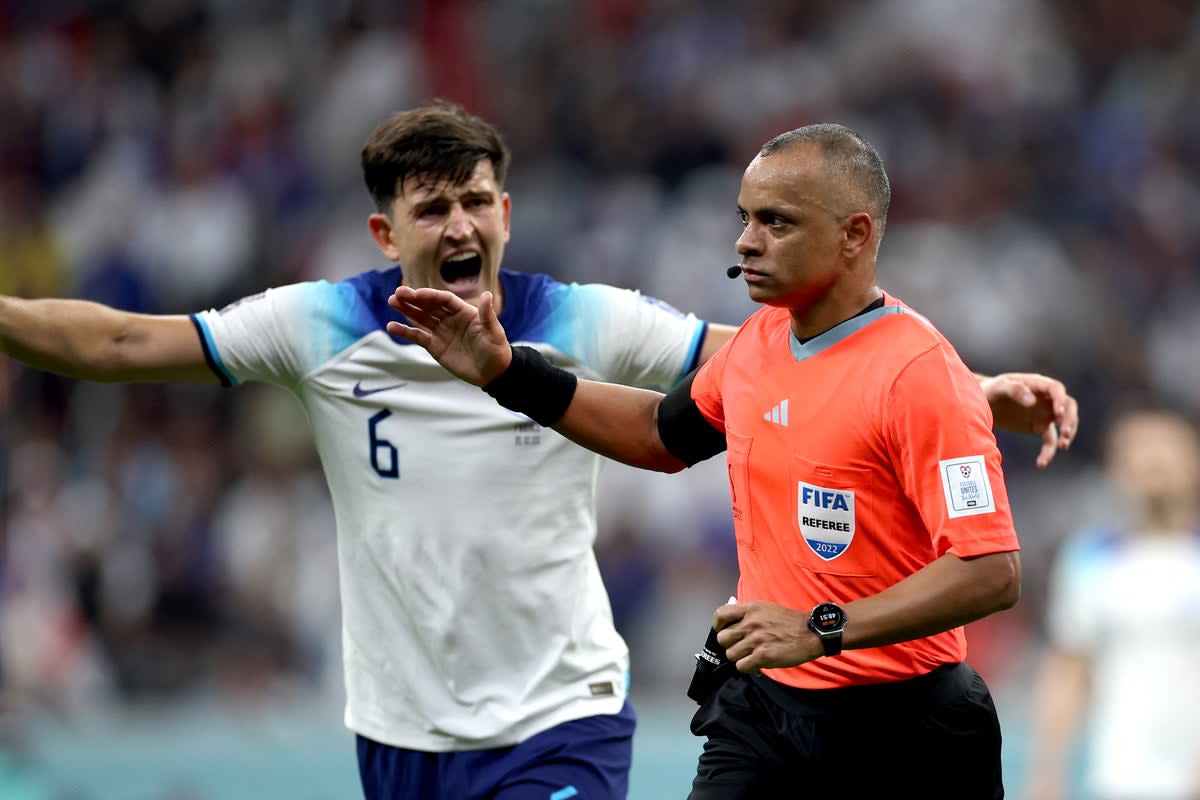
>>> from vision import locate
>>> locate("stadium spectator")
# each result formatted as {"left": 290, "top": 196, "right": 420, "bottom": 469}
{"left": 1023, "top": 408, "right": 1200, "bottom": 800}
{"left": 388, "top": 122, "right": 1026, "bottom": 798}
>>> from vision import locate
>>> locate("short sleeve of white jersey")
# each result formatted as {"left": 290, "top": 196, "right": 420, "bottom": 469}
{"left": 533, "top": 282, "right": 707, "bottom": 390}
{"left": 191, "top": 279, "right": 378, "bottom": 389}
{"left": 192, "top": 271, "right": 707, "bottom": 393}
{"left": 1045, "top": 529, "right": 1111, "bottom": 653}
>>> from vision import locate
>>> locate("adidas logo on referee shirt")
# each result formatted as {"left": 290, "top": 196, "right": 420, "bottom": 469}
{"left": 764, "top": 399, "right": 789, "bottom": 426}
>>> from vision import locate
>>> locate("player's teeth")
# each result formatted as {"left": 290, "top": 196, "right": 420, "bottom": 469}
{"left": 446, "top": 252, "right": 477, "bottom": 262}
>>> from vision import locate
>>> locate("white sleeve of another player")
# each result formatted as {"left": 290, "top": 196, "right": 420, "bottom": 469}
{"left": 559, "top": 283, "right": 706, "bottom": 390}
{"left": 1044, "top": 533, "right": 1106, "bottom": 654}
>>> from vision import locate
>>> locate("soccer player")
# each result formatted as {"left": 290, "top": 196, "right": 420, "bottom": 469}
{"left": 387, "top": 122, "right": 1030, "bottom": 798}
{"left": 3, "top": 102, "right": 723, "bottom": 800}
{"left": 1, "top": 104, "right": 1074, "bottom": 799}
{"left": 1024, "top": 409, "right": 1200, "bottom": 800}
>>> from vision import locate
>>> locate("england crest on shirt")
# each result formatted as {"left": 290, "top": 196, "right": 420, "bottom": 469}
{"left": 798, "top": 481, "right": 855, "bottom": 560}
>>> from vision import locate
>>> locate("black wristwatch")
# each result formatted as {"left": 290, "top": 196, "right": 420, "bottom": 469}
{"left": 807, "top": 602, "right": 848, "bottom": 657}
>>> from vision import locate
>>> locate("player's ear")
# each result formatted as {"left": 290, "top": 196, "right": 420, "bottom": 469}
{"left": 501, "top": 192, "right": 512, "bottom": 242}
{"left": 368, "top": 212, "right": 402, "bottom": 261}
{"left": 842, "top": 211, "right": 872, "bottom": 258}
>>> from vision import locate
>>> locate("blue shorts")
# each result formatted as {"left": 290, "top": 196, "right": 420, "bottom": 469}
{"left": 356, "top": 702, "right": 636, "bottom": 800}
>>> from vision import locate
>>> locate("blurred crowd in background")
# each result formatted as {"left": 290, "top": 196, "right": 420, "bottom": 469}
{"left": 2, "top": 0, "right": 1199, "bottom": 793}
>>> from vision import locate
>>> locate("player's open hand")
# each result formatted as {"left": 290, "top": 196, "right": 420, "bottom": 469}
{"left": 386, "top": 287, "right": 512, "bottom": 387}
{"left": 979, "top": 372, "right": 1078, "bottom": 468}
{"left": 713, "top": 600, "right": 821, "bottom": 673}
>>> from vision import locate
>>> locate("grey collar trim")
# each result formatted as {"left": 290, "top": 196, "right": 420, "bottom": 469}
{"left": 789, "top": 305, "right": 913, "bottom": 362}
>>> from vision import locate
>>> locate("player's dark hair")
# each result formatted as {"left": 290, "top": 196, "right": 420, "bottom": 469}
{"left": 362, "top": 99, "right": 512, "bottom": 213}
{"left": 760, "top": 123, "right": 891, "bottom": 233}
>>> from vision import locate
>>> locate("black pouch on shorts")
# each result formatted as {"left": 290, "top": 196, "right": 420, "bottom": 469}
{"left": 687, "top": 627, "right": 737, "bottom": 704}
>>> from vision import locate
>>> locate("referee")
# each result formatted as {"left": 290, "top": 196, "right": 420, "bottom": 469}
{"left": 389, "top": 123, "right": 1026, "bottom": 799}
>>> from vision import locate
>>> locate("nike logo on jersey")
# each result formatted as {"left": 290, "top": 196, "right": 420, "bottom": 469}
{"left": 764, "top": 399, "right": 789, "bottom": 426}
{"left": 352, "top": 380, "right": 408, "bottom": 397}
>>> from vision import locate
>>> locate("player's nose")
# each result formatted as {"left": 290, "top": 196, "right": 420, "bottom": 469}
{"left": 444, "top": 204, "right": 472, "bottom": 240}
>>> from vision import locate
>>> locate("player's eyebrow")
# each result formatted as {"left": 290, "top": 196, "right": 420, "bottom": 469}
{"left": 407, "top": 195, "right": 448, "bottom": 218}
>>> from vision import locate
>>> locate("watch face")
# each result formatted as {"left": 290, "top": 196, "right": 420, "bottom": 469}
{"left": 810, "top": 603, "right": 847, "bottom": 635}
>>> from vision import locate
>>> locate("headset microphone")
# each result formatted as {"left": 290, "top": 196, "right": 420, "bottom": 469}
{"left": 726, "top": 265, "right": 742, "bottom": 279}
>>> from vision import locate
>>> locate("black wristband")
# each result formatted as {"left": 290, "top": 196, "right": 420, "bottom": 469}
{"left": 483, "top": 346, "right": 578, "bottom": 427}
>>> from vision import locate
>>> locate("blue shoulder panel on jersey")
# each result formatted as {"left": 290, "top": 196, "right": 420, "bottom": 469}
{"left": 500, "top": 269, "right": 699, "bottom": 362}
{"left": 343, "top": 265, "right": 407, "bottom": 339}
{"left": 351, "top": 269, "right": 698, "bottom": 376}
{"left": 496, "top": 269, "right": 565, "bottom": 345}
{"left": 1059, "top": 526, "right": 1125, "bottom": 581}
{"left": 334, "top": 267, "right": 559, "bottom": 350}
{"left": 253, "top": 266, "right": 405, "bottom": 372}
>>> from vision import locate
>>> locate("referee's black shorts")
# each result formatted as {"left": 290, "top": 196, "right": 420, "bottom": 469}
{"left": 688, "top": 662, "right": 1003, "bottom": 800}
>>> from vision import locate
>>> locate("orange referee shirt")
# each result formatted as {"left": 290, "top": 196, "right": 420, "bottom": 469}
{"left": 691, "top": 292, "right": 1020, "bottom": 689}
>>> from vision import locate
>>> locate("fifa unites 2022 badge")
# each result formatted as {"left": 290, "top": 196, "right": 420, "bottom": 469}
{"left": 938, "top": 455, "right": 996, "bottom": 518}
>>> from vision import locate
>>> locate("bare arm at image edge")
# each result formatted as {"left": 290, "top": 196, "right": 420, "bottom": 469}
{"left": 0, "top": 295, "right": 217, "bottom": 384}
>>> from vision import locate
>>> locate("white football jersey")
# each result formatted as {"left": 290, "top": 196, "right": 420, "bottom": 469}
{"left": 1046, "top": 527, "right": 1200, "bottom": 798}
{"left": 192, "top": 267, "right": 708, "bottom": 750}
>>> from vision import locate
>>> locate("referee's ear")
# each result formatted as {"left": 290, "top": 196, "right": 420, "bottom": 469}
{"left": 841, "top": 211, "right": 873, "bottom": 260}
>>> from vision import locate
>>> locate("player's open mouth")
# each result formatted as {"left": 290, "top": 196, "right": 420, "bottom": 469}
{"left": 440, "top": 252, "right": 483, "bottom": 290}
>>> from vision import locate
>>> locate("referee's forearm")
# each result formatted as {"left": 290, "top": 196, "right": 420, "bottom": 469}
{"left": 555, "top": 380, "right": 687, "bottom": 473}
{"left": 842, "top": 550, "right": 1021, "bottom": 650}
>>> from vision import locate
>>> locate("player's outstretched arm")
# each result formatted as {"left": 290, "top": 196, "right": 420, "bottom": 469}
{"left": 0, "top": 295, "right": 215, "bottom": 383}
{"left": 976, "top": 372, "right": 1078, "bottom": 468}
{"left": 387, "top": 286, "right": 687, "bottom": 473}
